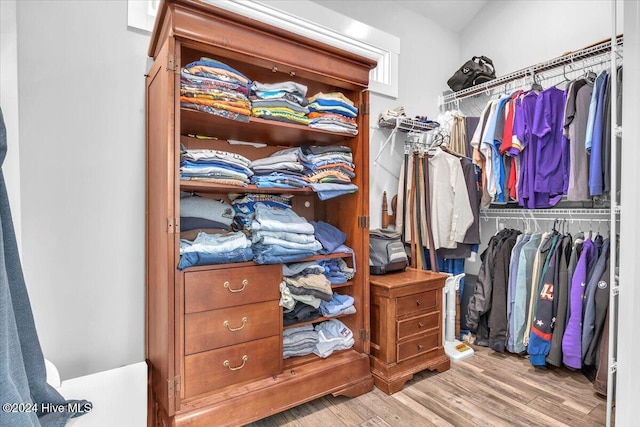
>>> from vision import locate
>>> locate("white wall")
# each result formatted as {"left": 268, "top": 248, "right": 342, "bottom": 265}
{"left": 313, "top": 1, "right": 461, "bottom": 229}
{"left": 16, "top": 0, "right": 148, "bottom": 379}
{"left": 460, "top": 0, "right": 618, "bottom": 77}
{"left": 0, "top": 0, "right": 23, "bottom": 253}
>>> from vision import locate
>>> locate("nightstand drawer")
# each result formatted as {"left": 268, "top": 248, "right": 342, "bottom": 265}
{"left": 396, "top": 290, "right": 437, "bottom": 318}
{"left": 397, "top": 312, "right": 439, "bottom": 340}
{"left": 185, "top": 264, "right": 281, "bottom": 313}
{"left": 185, "top": 301, "right": 281, "bottom": 355}
{"left": 184, "top": 335, "right": 281, "bottom": 398}
{"left": 397, "top": 331, "right": 439, "bottom": 362}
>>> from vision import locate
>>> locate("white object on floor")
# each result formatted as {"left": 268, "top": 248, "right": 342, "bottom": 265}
{"left": 50, "top": 361, "right": 147, "bottom": 427}
{"left": 443, "top": 273, "right": 474, "bottom": 363}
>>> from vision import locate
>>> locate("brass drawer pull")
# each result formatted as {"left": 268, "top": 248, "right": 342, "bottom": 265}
{"left": 223, "top": 355, "right": 248, "bottom": 371}
{"left": 416, "top": 300, "right": 421, "bottom": 306}
{"left": 418, "top": 322, "right": 424, "bottom": 328}
{"left": 418, "top": 344, "right": 424, "bottom": 350}
{"left": 224, "top": 279, "right": 248, "bottom": 293}
{"left": 224, "top": 317, "right": 248, "bottom": 332}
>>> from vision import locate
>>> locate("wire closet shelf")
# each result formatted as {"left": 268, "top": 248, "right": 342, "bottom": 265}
{"left": 438, "top": 35, "right": 623, "bottom": 108}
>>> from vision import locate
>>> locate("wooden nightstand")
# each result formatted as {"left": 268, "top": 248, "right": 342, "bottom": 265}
{"left": 369, "top": 269, "right": 451, "bottom": 394}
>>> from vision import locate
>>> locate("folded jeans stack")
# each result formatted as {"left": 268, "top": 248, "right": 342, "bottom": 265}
{"left": 178, "top": 230, "right": 252, "bottom": 270}
{"left": 251, "top": 203, "right": 321, "bottom": 264}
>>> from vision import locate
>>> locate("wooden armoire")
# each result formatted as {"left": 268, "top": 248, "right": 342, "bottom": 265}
{"left": 145, "top": 1, "right": 376, "bottom": 425}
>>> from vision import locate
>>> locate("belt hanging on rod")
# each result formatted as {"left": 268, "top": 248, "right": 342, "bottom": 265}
{"left": 422, "top": 153, "right": 438, "bottom": 272}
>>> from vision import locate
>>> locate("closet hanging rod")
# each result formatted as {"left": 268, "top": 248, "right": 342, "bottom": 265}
{"left": 481, "top": 208, "right": 611, "bottom": 216}
{"left": 483, "top": 216, "right": 610, "bottom": 223}
{"left": 439, "top": 35, "right": 623, "bottom": 106}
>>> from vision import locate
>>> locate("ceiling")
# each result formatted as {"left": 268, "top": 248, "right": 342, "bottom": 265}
{"left": 392, "top": 0, "right": 488, "bottom": 32}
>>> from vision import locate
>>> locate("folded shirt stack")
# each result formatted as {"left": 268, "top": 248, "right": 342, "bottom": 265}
{"left": 250, "top": 203, "right": 321, "bottom": 264}
{"left": 279, "top": 279, "right": 331, "bottom": 311}
{"left": 180, "top": 146, "right": 253, "bottom": 187}
{"left": 283, "top": 301, "right": 321, "bottom": 326}
{"left": 251, "top": 81, "right": 310, "bottom": 125}
{"left": 378, "top": 106, "right": 406, "bottom": 129}
{"left": 180, "top": 194, "right": 235, "bottom": 232}
{"left": 314, "top": 319, "right": 355, "bottom": 358}
{"left": 282, "top": 324, "right": 318, "bottom": 359}
{"left": 307, "top": 92, "right": 358, "bottom": 135}
{"left": 249, "top": 147, "right": 307, "bottom": 189}
{"left": 283, "top": 273, "right": 332, "bottom": 302}
{"left": 229, "top": 193, "right": 292, "bottom": 230}
{"left": 319, "top": 293, "right": 356, "bottom": 318}
{"left": 283, "top": 261, "right": 325, "bottom": 277}
{"left": 180, "top": 57, "right": 252, "bottom": 122}
{"left": 299, "top": 145, "right": 358, "bottom": 200}
{"left": 317, "top": 258, "right": 354, "bottom": 285}
{"left": 178, "top": 230, "right": 252, "bottom": 270}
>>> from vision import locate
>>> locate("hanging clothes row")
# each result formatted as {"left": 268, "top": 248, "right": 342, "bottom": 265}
{"left": 465, "top": 219, "right": 612, "bottom": 395}
{"left": 394, "top": 131, "right": 481, "bottom": 282}
{"left": 440, "top": 63, "right": 622, "bottom": 210}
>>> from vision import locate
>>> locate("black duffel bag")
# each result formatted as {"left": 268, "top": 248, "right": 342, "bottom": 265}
{"left": 447, "top": 56, "right": 496, "bottom": 92}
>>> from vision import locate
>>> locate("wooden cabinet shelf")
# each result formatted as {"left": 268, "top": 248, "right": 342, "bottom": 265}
{"left": 146, "top": 1, "right": 374, "bottom": 425}
{"left": 283, "top": 312, "right": 356, "bottom": 331}
{"left": 181, "top": 108, "right": 357, "bottom": 146}
{"left": 180, "top": 253, "right": 357, "bottom": 273}
{"left": 180, "top": 180, "right": 315, "bottom": 195}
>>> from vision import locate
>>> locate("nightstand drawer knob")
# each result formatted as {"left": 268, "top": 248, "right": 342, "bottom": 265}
{"left": 224, "top": 279, "right": 248, "bottom": 293}
{"left": 224, "top": 317, "right": 248, "bottom": 332}
{"left": 418, "top": 344, "right": 424, "bottom": 350}
{"left": 418, "top": 322, "right": 424, "bottom": 328}
{"left": 416, "top": 300, "right": 421, "bottom": 306}
{"left": 223, "top": 355, "right": 248, "bottom": 371}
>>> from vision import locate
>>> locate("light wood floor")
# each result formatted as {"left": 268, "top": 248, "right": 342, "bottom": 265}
{"left": 247, "top": 345, "right": 611, "bottom": 427}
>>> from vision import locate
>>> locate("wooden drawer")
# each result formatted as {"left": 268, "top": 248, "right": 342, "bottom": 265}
{"left": 396, "top": 331, "right": 440, "bottom": 363}
{"left": 184, "top": 335, "right": 281, "bottom": 398}
{"left": 185, "top": 301, "right": 281, "bottom": 355}
{"left": 185, "top": 264, "right": 281, "bottom": 313}
{"left": 396, "top": 290, "right": 437, "bottom": 318}
{"left": 397, "top": 311, "right": 439, "bottom": 341}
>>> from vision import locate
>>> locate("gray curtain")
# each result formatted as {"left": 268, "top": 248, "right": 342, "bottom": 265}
{"left": 0, "top": 107, "right": 90, "bottom": 426}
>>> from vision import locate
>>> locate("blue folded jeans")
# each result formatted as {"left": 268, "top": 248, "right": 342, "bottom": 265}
{"left": 252, "top": 244, "right": 315, "bottom": 265}
{"left": 178, "top": 247, "right": 253, "bottom": 270}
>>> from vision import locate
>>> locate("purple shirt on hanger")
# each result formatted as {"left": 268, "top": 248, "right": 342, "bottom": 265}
{"left": 513, "top": 91, "right": 538, "bottom": 208}
{"left": 531, "top": 86, "right": 568, "bottom": 199}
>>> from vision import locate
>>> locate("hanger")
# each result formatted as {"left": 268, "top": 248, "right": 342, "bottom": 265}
{"left": 555, "top": 65, "right": 572, "bottom": 89}
{"left": 531, "top": 73, "right": 543, "bottom": 92}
